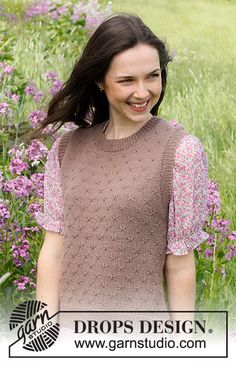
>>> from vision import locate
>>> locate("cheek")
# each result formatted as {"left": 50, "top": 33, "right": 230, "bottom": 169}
{"left": 153, "top": 79, "right": 162, "bottom": 92}
{"left": 151, "top": 84, "right": 162, "bottom": 98}
{"left": 107, "top": 86, "right": 130, "bottom": 102}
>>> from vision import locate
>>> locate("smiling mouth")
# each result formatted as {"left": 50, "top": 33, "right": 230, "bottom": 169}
{"left": 126, "top": 100, "right": 150, "bottom": 108}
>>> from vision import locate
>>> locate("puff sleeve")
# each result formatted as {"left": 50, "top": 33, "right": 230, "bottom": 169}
{"left": 166, "top": 134, "right": 209, "bottom": 255}
{"left": 35, "top": 136, "right": 64, "bottom": 235}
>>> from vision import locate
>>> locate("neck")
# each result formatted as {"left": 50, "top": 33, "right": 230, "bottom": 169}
{"left": 104, "top": 114, "right": 153, "bottom": 140}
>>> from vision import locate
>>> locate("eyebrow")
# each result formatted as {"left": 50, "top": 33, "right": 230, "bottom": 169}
{"left": 115, "top": 68, "right": 161, "bottom": 80}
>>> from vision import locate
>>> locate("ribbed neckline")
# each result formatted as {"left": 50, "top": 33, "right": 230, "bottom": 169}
{"left": 95, "top": 115, "right": 159, "bottom": 152}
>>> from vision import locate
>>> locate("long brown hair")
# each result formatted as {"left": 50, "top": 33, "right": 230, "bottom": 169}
{"left": 24, "top": 13, "right": 172, "bottom": 142}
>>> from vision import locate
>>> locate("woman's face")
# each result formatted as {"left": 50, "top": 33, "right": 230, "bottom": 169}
{"left": 100, "top": 43, "right": 162, "bottom": 126}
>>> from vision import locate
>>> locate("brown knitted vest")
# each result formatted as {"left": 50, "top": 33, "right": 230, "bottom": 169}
{"left": 58, "top": 116, "right": 188, "bottom": 316}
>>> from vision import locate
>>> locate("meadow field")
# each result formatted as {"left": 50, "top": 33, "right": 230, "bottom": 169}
{"left": 0, "top": 0, "right": 235, "bottom": 331}
{"left": 112, "top": 0, "right": 236, "bottom": 228}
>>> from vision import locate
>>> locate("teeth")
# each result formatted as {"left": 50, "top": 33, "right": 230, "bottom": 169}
{"left": 129, "top": 101, "right": 148, "bottom": 108}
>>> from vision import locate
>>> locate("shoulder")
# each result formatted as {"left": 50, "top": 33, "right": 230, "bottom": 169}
{"left": 161, "top": 119, "right": 207, "bottom": 162}
{"left": 173, "top": 133, "right": 208, "bottom": 176}
{"left": 176, "top": 133, "right": 207, "bottom": 165}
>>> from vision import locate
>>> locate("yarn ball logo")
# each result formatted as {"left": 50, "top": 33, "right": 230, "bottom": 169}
{"left": 9, "top": 300, "right": 60, "bottom": 352}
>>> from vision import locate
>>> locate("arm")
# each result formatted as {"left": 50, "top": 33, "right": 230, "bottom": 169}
{"left": 36, "top": 230, "right": 64, "bottom": 319}
{"left": 164, "top": 251, "right": 196, "bottom": 321}
{"left": 165, "top": 134, "right": 209, "bottom": 321}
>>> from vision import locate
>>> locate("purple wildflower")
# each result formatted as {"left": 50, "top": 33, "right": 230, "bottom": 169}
{"left": 11, "top": 94, "right": 20, "bottom": 102}
{"left": 83, "top": 0, "right": 113, "bottom": 32}
{"left": 27, "top": 139, "right": 48, "bottom": 162}
{"left": 44, "top": 71, "right": 59, "bottom": 81}
{"left": 9, "top": 157, "right": 29, "bottom": 175}
{"left": 56, "top": 5, "right": 68, "bottom": 15}
{"left": 221, "top": 269, "right": 226, "bottom": 277}
{"left": 207, "top": 181, "right": 221, "bottom": 215}
{"left": 4, "top": 65, "right": 14, "bottom": 75}
{"left": 13, "top": 275, "right": 30, "bottom": 290}
{"left": 227, "top": 231, "right": 236, "bottom": 241}
{"left": 11, "top": 240, "right": 30, "bottom": 267}
{"left": 218, "top": 219, "right": 231, "bottom": 234}
{"left": 3, "top": 176, "right": 33, "bottom": 197}
{"left": 206, "top": 234, "right": 215, "bottom": 246}
{"left": 50, "top": 10, "right": 59, "bottom": 20}
{"left": 225, "top": 245, "right": 236, "bottom": 261}
{"left": 12, "top": 242, "right": 29, "bottom": 259}
{"left": 28, "top": 110, "right": 47, "bottom": 128}
{"left": 0, "top": 102, "right": 12, "bottom": 116}
{"left": 25, "top": 0, "right": 50, "bottom": 18}
{"left": 0, "top": 171, "right": 4, "bottom": 189}
{"left": 33, "top": 90, "right": 44, "bottom": 103}
{"left": 204, "top": 249, "right": 213, "bottom": 258}
{"left": 30, "top": 173, "right": 44, "bottom": 198}
{"left": 28, "top": 202, "right": 43, "bottom": 218}
{"left": 71, "top": 5, "right": 84, "bottom": 22}
{"left": 0, "top": 202, "right": 10, "bottom": 225}
{"left": 51, "top": 79, "right": 63, "bottom": 95}
{"left": 25, "top": 82, "right": 37, "bottom": 96}
{"left": 8, "top": 144, "right": 27, "bottom": 160}
{"left": 211, "top": 218, "right": 231, "bottom": 234}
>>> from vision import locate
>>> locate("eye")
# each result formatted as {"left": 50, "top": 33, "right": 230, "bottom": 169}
{"left": 119, "top": 79, "right": 132, "bottom": 83}
{"left": 148, "top": 73, "right": 160, "bottom": 78}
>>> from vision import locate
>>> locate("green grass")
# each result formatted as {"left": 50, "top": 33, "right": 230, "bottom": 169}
{"left": 112, "top": 0, "right": 236, "bottom": 229}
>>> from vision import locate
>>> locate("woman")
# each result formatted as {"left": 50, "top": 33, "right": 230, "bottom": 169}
{"left": 34, "top": 13, "right": 209, "bottom": 326}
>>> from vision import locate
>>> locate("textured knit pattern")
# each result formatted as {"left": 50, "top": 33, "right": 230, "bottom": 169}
{"left": 36, "top": 121, "right": 209, "bottom": 256}
{"left": 36, "top": 116, "right": 209, "bottom": 314}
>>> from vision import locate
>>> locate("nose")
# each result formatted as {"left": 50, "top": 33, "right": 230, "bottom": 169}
{"left": 133, "top": 82, "right": 149, "bottom": 99}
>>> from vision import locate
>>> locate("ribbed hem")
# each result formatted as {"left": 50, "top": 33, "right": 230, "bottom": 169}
{"left": 160, "top": 128, "right": 190, "bottom": 217}
{"left": 95, "top": 116, "right": 159, "bottom": 152}
{"left": 58, "top": 129, "right": 76, "bottom": 167}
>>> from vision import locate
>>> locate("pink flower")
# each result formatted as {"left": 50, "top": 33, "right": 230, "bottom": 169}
{"left": 28, "top": 202, "right": 42, "bottom": 218}
{"left": 4, "top": 65, "right": 14, "bottom": 74}
{"left": 27, "top": 139, "right": 48, "bottom": 161}
{"left": 207, "top": 181, "right": 221, "bottom": 214}
{"left": 25, "top": 82, "right": 37, "bottom": 96}
{"left": 44, "top": 71, "right": 58, "bottom": 81}
{"left": 51, "top": 79, "right": 63, "bottom": 95}
{"left": 227, "top": 231, "right": 236, "bottom": 241}
{"left": 13, "top": 275, "right": 30, "bottom": 290}
{"left": 204, "top": 249, "right": 213, "bottom": 258}
{"left": 56, "top": 5, "right": 68, "bottom": 15}
{"left": 33, "top": 91, "right": 44, "bottom": 103}
{"left": 8, "top": 144, "right": 27, "bottom": 160}
{"left": 0, "top": 171, "right": 4, "bottom": 189}
{"left": 11, "top": 94, "right": 20, "bottom": 102}
{"left": 28, "top": 110, "right": 47, "bottom": 128}
{"left": 12, "top": 241, "right": 30, "bottom": 266}
{"left": 9, "top": 157, "right": 29, "bottom": 175}
{"left": 30, "top": 173, "right": 44, "bottom": 198}
{"left": 3, "top": 176, "right": 33, "bottom": 197}
{"left": 206, "top": 234, "right": 215, "bottom": 246}
{"left": 0, "top": 203, "right": 10, "bottom": 223}
{"left": 50, "top": 10, "right": 59, "bottom": 20}
{"left": 225, "top": 245, "right": 236, "bottom": 261}
{"left": 0, "top": 102, "right": 11, "bottom": 116}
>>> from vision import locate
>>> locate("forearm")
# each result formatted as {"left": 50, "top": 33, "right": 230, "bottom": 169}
{"left": 165, "top": 268, "right": 195, "bottom": 321}
{"left": 164, "top": 252, "right": 196, "bottom": 321}
{"left": 36, "top": 253, "right": 61, "bottom": 318}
